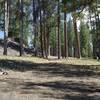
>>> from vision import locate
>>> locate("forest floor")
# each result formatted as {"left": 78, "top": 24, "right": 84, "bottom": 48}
{"left": 0, "top": 56, "right": 100, "bottom": 100}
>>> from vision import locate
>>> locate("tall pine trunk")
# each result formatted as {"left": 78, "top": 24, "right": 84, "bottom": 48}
{"left": 3, "top": 0, "right": 9, "bottom": 55}
{"left": 33, "top": 0, "right": 37, "bottom": 56}
{"left": 19, "top": 0, "right": 24, "bottom": 56}
{"left": 64, "top": 11, "right": 68, "bottom": 58}
{"left": 45, "top": 25, "right": 50, "bottom": 58}
{"left": 43, "top": 7, "right": 48, "bottom": 58}
{"left": 45, "top": 25, "right": 48, "bottom": 59}
{"left": 39, "top": 0, "right": 44, "bottom": 57}
{"left": 57, "top": 0, "right": 61, "bottom": 59}
{"left": 43, "top": 14, "right": 46, "bottom": 58}
{"left": 73, "top": 16, "right": 81, "bottom": 58}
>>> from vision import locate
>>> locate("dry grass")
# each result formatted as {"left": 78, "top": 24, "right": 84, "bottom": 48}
{"left": 0, "top": 56, "right": 100, "bottom": 65}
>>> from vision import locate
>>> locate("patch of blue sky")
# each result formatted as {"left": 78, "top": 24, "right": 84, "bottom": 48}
{"left": 0, "top": 30, "right": 4, "bottom": 39}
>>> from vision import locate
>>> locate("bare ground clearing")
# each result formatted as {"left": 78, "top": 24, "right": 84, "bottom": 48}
{"left": 0, "top": 56, "right": 100, "bottom": 100}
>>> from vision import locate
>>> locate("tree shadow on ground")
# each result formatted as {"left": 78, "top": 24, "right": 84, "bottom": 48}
{"left": 0, "top": 59, "right": 100, "bottom": 100}
{"left": 21, "top": 81, "right": 100, "bottom": 100}
{"left": 0, "top": 59, "right": 100, "bottom": 77}
{"left": 0, "top": 78, "right": 100, "bottom": 100}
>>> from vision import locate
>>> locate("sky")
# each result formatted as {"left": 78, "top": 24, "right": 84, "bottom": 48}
{"left": 0, "top": 31, "right": 4, "bottom": 39}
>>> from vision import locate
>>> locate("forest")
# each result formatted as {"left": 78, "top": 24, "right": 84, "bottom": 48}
{"left": 0, "top": 0, "right": 100, "bottom": 100}
{"left": 0, "top": 0, "right": 100, "bottom": 59}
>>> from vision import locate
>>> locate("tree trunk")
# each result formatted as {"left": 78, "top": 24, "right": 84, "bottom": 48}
{"left": 43, "top": 19, "right": 46, "bottom": 58}
{"left": 73, "top": 17, "right": 81, "bottom": 58}
{"left": 39, "top": 0, "right": 44, "bottom": 57}
{"left": 19, "top": 0, "right": 24, "bottom": 56}
{"left": 45, "top": 25, "right": 48, "bottom": 59}
{"left": 33, "top": 0, "right": 37, "bottom": 56}
{"left": 57, "top": 0, "right": 61, "bottom": 59}
{"left": 46, "top": 25, "right": 50, "bottom": 58}
{"left": 3, "top": 0, "right": 9, "bottom": 55}
{"left": 64, "top": 11, "right": 68, "bottom": 58}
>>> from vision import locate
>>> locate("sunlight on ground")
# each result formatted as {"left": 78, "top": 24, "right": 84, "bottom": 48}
{"left": 0, "top": 56, "right": 100, "bottom": 66}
